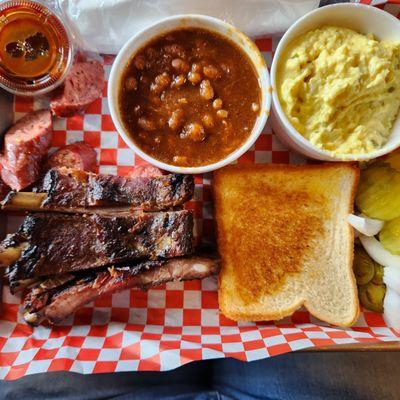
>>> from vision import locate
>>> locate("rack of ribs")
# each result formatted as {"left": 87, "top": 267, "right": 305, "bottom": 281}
{"left": 22, "top": 255, "right": 220, "bottom": 326}
{"left": 1, "top": 167, "right": 194, "bottom": 213}
{"left": 1, "top": 210, "right": 194, "bottom": 293}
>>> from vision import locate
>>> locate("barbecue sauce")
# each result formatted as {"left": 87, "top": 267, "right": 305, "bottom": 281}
{"left": 0, "top": 1, "right": 72, "bottom": 95}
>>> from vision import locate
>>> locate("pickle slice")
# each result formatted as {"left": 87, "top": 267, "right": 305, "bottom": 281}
{"left": 356, "top": 166, "right": 400, "bottom": 220}
{"left": 358, "top": 282, "right": 386, "bottom": 313}
{"left": 353, "top": 246, "right": 375, "bottom": 285}
{"left": 379, "top": 217, "right": 400, "bottom": 255}
{"left": 372, "top": 264, "right": 384, "bottom": 285}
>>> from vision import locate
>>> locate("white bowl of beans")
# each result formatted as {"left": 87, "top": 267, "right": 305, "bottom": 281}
{"left": 108, "top": 14, "right": 271, "bottom": 174}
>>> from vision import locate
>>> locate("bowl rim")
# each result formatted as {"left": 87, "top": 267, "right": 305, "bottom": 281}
{"left": 108, "top": 13, "right": 271, "bottom": 174}
{"left": 270, "top": 2, "right": 400, "bottom": 162}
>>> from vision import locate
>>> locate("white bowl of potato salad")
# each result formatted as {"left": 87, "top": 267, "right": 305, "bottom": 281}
{"left": 270, "top": 3, "right": 400, "bottom": 161}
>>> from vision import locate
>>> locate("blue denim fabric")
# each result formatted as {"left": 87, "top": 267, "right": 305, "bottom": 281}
{"left": 1, "top": 352, "right": 399, "bottom": 400}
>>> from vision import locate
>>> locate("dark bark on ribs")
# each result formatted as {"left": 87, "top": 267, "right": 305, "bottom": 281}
{"left": 2, "top": 167, "right": 193, "bottom": 212}
{"left": 23, "top": 255, "right": 220, "bottom": 326}
{"left": 40, "top": 168, "right": 87, "bottom": 207}
{"left": 88, "top": 173, "right": 193, "bottom": 208}
{"left": 5, "top": 211, "right": 193, "bottom": 290}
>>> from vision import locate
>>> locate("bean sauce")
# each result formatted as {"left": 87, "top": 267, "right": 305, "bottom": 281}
{"left": 119, "top": 28, "right": 261, "bottom": 167}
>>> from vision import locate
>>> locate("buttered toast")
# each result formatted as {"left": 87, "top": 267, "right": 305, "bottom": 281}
{"left": 214, "top": 163, "right": 360, "bottom": 327}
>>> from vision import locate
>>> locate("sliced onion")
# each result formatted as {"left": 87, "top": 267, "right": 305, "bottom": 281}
{"left": 384, "top": 288, "right": 400, "bottom": 331}
{"left": 348, "top": 214, "right": 384, "bottom": 237}
{"left": 359, "top": 235, "right": 400, "bottom": 269}
{"left": 383, "top": 266, "right": 400, "bottom": 295}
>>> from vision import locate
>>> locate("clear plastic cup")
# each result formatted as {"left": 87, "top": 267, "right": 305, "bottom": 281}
{"left": 0, "top": 0, "right": 74, "bottom": 96}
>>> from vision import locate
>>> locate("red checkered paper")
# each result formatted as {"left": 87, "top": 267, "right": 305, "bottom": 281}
{"left": 1, "top": 2, "right": 400, "bottom": 381}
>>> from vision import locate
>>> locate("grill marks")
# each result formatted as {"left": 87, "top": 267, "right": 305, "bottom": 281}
{"left": 43, "top": 168, "right": 194, "bottom": 210}
{"left": 1, "top": 168, "right": 194, "bottom": 214}
{"left": 1, "top": 170, "right": 204, "bottom": 325}
{"left": 5, "top": 211, "right": 194, "bottom": 292}
{"left": 41, "top": 168, "right": 88, "bottom": 208}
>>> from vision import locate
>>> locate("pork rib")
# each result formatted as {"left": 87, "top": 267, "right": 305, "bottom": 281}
{"left": 4, "top": 210, "right": 193, "bottom": 291}
{"left": 2, "top": 168, "right": 194, "bottom": 212}
{"left": 23, "top": 255, "right": 220, "bottom": 326}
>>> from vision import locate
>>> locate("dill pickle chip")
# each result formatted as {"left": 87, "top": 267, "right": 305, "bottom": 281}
{"left": 356, "top": 166, "right": 400, "bottom": 220}
{"left": 353, "top": 246, "right": 375, "bottom": 285}
{"left": 379, "top": 217, "right": 400, "bottom": 255}
{"left": 372, "top": 264, "right": 384, "bottom": 285}
{"left": 358, "top": 282, "right": 386, "bottom": 313}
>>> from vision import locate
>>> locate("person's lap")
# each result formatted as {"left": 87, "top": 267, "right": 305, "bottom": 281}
{"left": 213, "top": 352, "right": 399, "bottom": 400}
{"left": 1, "top": 352, "right": 399, "bottom": 400}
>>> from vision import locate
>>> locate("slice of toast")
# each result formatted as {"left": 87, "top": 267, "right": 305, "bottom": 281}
{"left": 214, "top": 163, "right": 360, "bottom": 327}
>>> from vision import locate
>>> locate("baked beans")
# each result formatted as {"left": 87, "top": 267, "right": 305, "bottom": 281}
{"left": 119, "top": 28, "right": 261, "bottom": 167}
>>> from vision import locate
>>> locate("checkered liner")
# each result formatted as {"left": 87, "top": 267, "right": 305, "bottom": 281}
{"left": 1, "top": 1, "right": 400, "bottom": 381}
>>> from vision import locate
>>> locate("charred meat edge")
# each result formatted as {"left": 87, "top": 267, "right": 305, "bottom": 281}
{"left": 1, "top": 168, "right": 194, "bottom": 212}
{"left": 3, "top": 210, "right": 193, "bottom": 290}
{"left": 23, "top": 255, "right": 220, "bottom": 325}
